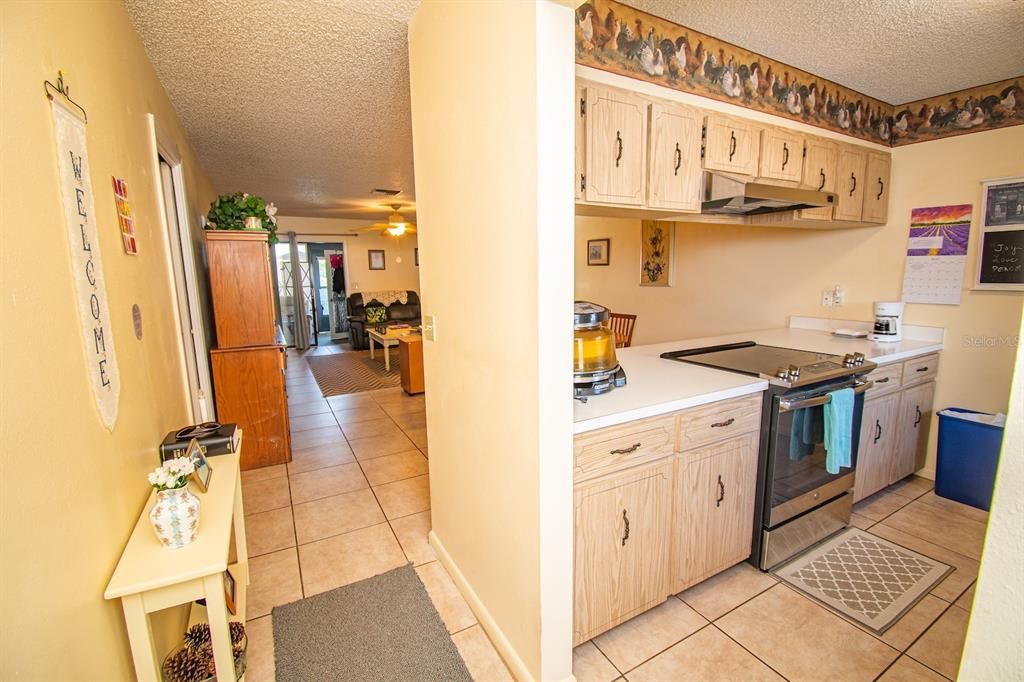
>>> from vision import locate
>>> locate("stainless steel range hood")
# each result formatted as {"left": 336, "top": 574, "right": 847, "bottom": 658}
{"left": 701, "top": 172, "right": 836, "bottom": 216}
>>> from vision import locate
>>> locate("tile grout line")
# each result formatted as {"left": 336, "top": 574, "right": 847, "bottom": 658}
{"left": 707, "top": 623, "right": 793, "bottom": 682}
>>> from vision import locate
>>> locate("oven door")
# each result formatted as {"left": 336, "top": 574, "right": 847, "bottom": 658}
{"left": 765, "top": 379, "right": 868, "bottom": 527}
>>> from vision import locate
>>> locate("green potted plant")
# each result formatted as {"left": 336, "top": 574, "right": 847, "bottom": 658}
{"left": 205, "top": 192, "right": 278, "bottom": 243}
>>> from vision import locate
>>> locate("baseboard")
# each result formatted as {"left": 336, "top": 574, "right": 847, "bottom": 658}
{"left": 428, "top": 531, "right": 534, "bottom": 682}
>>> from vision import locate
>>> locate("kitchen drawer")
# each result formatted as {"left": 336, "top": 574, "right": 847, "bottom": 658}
{"left": 574, "top": 415, "right": 676, "bottom": 481}
{"left": 903, "top": 354, "right": 939, "bottom": 386}
{"left": 677, "top": 394, "right": 763, "bottom": 452}
{"left": 865, "top": 362, "right": 903, "bottom": 398}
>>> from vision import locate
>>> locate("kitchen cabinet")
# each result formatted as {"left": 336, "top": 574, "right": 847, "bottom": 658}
{"left": 573, "top": 460, "right": 672, "bottom": 645}
{"left": 861, "top": 151, "right": 892, "bottom": 224}
{"left": 647, "top": 101, "right": 703, "bottom": 212}
{"left": 673, "top": 432, "right": 759, "bottom": 592}
{"left": 853, "top": 392, "right": 901, "bottom": 502}
{"left": 799, "top": 136, "right": 840, "bottom": 220}
{"left": 702, "top": 114, "right": 761, "bottom": 177}
{"left": 758, "top": 127, "right": 804, "bottom": 183}
{"left": 582, "top": 85, "right": 648, "bottom": 205}
{"left": 833, "top": 145, "right": 869, "bottom": 222}
{"left": 575, "top": 84, "right": 586, "bottom": 200}
{"left": 892, "top": 381, "right": 936, "bottom": 483}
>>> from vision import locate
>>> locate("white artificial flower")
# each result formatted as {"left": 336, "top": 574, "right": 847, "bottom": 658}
{"left": 148, "top": 472, "right": 158, "bottom": 485}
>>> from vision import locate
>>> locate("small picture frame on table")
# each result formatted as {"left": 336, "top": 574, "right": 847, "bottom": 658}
{"left": 186, "top": 439, "right": 212, "bottom": 493}
{"left": 368, "top": 249, "right": 386, "bottom": 270}
{"left": 587, "top": 238, "right": 610, "bottom": 266}
{"left": 223, "top": 569, "right": 237, "bottom": 615}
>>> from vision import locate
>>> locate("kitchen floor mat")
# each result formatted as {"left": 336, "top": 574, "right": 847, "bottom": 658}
{"left": 774, "top": 527, "right": 951, "bottom": 633}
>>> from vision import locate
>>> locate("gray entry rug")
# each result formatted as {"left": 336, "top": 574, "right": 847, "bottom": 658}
{"left": 306, "top": 350, "right": 401, "bottom": 397}
{"left": 774, "top": 528, "right": 951, "bottom": 633}
{"left": 272, "top": 564, "right": 471, "bottom": 682}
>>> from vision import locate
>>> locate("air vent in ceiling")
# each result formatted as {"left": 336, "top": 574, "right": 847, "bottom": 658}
{"left": 371, "top": 188, "right": 401, "bottom": 196}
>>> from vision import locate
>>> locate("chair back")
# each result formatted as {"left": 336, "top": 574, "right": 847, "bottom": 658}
{"left": 608, "top": 312, "right": 637, "bottom": 348}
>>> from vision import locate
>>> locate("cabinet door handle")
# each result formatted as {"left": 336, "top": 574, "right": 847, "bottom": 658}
{"left": 610, "top": 442, "right": 641, "bottom": 455}
{"left": 621, "top": 509, "right": 630, "bottom": 546}
{"left": 849, "top": 172, "right": 857, "bottom": 196}
{"left": 914, "top": 405, "right": 922, "bottom": 428}
{"left": 728, "top": 131, "right": 737, "bottom": 161}
{"left": 781, "top": 143, "right": 789, "bottom": 170}
{"left": 818, "top": 169, "right": 826, "bottom": 191}
{"left": 615, "top": 130, "right": 623, "bottom": 167}
{"left": 916, "top": 366, "right": 929, "bottom": 372}
{"left": 710, "top": 417, "right": 735, "bottom": 428}
{"left": 873, "top": 420, "right": 882, "bottom": 444}
{"left": 876, "top": 177, "right": 884, "bottom": 200}
{"left": 875, "top": 377, "right": 890, "bottom": 383}
{"left": 674, "top": 143, "right": 682, "bottom": 176}
{"left": 716, "top": 475, "right": 725, "bottom": 507}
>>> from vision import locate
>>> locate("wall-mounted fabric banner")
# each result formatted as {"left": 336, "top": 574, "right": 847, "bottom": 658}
{"left": 51, "top": 98, "right": 120, "bottom": 431}
{"left": 576, "top": 0, "right": 1023, "bottom": 147}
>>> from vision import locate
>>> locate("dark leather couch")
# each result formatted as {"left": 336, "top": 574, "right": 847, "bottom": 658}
{"left": 347, "top": 291, "right": 421, "bottom": 350}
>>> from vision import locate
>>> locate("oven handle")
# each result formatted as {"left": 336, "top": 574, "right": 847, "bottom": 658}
{"left": 779, "top": 380, "right": 873, "bottom": 413}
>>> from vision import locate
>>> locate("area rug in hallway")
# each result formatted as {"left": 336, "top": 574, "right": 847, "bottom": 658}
{"left": 272, "top": 565, "right": 471, "bottom": 682}
{"left": 306, "top": 351, "right": 401, "bottom": 396}
{"left": 774, "top": 528, "right": 951, "bottom": 633}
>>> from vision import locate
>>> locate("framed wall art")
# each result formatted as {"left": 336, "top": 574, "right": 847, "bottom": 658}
{"left": 587, "top": 238, "right": 610, "bottom": 266}
{"left": 640, "top": 221, "right": 674, "bottom": 287}
{"left": 368, "top": 249, "right": 386, "bottom": 270}
{"left": 975, "top": 176, "right": 1024, "bottom": 290}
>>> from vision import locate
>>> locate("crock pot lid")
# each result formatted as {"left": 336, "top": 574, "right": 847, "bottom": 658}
{"left": 574, "top": 301, "right": 609, "bottom": 325}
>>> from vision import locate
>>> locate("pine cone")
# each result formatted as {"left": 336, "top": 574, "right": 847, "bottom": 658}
{"left": 163, "top": 647, "right": 209, "bottom": 682}
{"left": 183, "top": 624, "right": 212, "bottom": 652}
{"left": 229, "top": 621, "right": 246, "bottom": 645}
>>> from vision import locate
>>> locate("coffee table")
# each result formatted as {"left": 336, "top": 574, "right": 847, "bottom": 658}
{"left": 367, "top": 328, "right": 406, "bottom": 371}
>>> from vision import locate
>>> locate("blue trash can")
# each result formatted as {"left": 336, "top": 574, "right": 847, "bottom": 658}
{"left": 935, "top": 408, "right": 1005, "bottom": 511}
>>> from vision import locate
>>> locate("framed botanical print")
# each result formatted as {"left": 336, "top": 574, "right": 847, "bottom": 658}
{"left": 640, "top": 221, "right": 674, "bottom": 286}
{"left": 368, "top": 249, "right": 386, "bottom": 270}
{"left": 587, "top": 238, "right": 610, "bottom": 266}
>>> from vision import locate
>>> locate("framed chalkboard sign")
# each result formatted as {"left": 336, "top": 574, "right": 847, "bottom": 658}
{"left": 975, "top": 177, "right": 1024, "bottom": 290}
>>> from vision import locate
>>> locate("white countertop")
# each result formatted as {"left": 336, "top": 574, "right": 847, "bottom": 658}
{"left": 573, "top": 327, "right": 943, "bottom": 434}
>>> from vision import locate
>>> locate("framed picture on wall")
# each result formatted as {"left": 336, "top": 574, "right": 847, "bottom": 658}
{"left": 587, "top": 238, "right": 610, "bottom": 266}
{"left": 368, "top": 249, "right": 386, "bottom": 270}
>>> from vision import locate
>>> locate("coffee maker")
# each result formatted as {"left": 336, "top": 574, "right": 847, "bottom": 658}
{"left": 870, "top": 301, "right": 904, "bottom": 343}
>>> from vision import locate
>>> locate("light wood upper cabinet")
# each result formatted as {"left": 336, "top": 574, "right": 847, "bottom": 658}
{"left": 759, "top": 128, "right": 804, "bottom": 183}
{"left": 862, "top": 151, "right": 892, "bottom": 224}
{"left": 799, "top": 137, "right": 840, "bottom": 220}
{"left": 574, "top": 461, "right": 672, "bottom": 645}
{"left": 673, "top": 433, "right": 758, "bottom": 593}
{"left": 834, "top": 145, "right": 869, "bottom": 222}
{"left": 702, "top": 114, "right": 760, "bottom": 176}
{"left": 583, "top": 86, "right": 648, "bottom": 205}
{"left": 892, "top": 381, "right": 935, "bottom": 483}
{"left": 647, "top": 101, "right": 703, "bottom": 212}
{"left": 853, "top": 392, "right": 901, "bottom": 502}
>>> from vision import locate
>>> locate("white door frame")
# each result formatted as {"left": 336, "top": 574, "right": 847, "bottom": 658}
{"left": 148, "top": 114, "right": 213, "bottom": 421}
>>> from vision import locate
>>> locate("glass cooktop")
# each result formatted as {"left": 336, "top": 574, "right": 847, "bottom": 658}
{"left": 660, "top": 341, "right": 870, "bottom": 387}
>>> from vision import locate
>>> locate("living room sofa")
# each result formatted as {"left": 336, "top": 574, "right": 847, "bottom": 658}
{"left": 346, "top": 291, "right": 421, "bottom": 350}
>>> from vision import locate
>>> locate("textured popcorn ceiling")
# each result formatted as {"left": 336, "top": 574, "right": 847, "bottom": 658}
{"left": 631, "top": 0, "right": 1024, "bottom": 105}
{"left": 125, "top": 0, "right": 420, "bottom": 219}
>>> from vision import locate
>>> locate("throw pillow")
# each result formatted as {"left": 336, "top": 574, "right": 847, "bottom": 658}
{"left": 365, "top": 305, "right": 388, "bottom": 324}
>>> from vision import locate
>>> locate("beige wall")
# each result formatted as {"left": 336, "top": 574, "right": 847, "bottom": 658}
{"left": 1, "top": 2, "right": 216, "bottom": 678}
{"left": 276, "top": 216, "right": 420, "bottom": 294}
{"left": 576, "top": 125, "right": 1024, "bottom": 475}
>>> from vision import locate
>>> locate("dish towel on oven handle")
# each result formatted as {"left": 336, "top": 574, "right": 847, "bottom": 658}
{"left": 823, "top": 387, "right": 855, "bottom": 474}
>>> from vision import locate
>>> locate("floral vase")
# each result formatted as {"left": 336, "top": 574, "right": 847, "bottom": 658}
{"left": 243, "top": 216, "right": 262, "bottom": 230}
{"left": 149, "top": 486, "right": 201, "bottom": 548}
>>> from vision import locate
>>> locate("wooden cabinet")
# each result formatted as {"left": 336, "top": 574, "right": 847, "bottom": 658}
{"left": 799, "top": 137, "right": 840, "bottom": 220}
{"left": 673, "top": 433, "right": 759, "bottom": 592}
{"left": 574, "top": 461, "right": 672, "bottom": 645}
{"left": 582, "top": 86, "right": 648, "bottom": 205}
{"left": 647, "top": 101, "right": 703, "bottom": 212}
{"left": 862, "top": 152, "right": 892, "bottom": 224}
{"left": 575, "top": 83, "right": 586, "bottom": 201}
{"left": 892, "top": 381, "right": 936, "bottom": 483}
{"left": 853, "top": 392, "right": 901, "bottom": 502}
{"left": 399, "top": 336, "right": 424, "bottom": 395}
{"left": 574, "top": 414, "right": 676, "bottom": 482}
{"left": 759, "top": 127, "right": 804, "bottom": 183}
{"left": 833, "top": 146, "right": 869, "bottom": 222}
{"left": 206, "top": 231, "right": 277, "bottom": 348}
{"left": 702, "top": 114, "right": 760, "bottom": 176}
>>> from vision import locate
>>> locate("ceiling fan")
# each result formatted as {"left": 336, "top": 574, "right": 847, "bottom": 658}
{"left": 357, "top": 204, "right": 417, "bottom": 237}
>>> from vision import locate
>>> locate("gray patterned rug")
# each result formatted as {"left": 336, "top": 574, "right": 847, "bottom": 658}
{"left": 774, "top": 528, "right": 951, "bottom": 633}
{"left": 306, "top": 351, "right": 401, "bottom": 397}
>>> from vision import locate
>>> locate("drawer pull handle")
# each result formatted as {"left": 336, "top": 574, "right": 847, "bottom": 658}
{"left": 710, "top": 418, "right": 735, "bottom": 428}
{"left": 876, "top": 177, "right": 884, "bottom": 200}
{"left": 914, "top": 406, "right": 922, "bottom": 428}
{"left": 615, "top": 130, "right": 623, "bottom": 167}
{"left": 849, "top": 172, "right": 857, "bottom": 196}
{"left": 728, "top": 131, "right": 737, "bottom": 161}
{"left": 716, "top": 475, "right": 725, "bottom": 507}
{"left": 781, "top": 143, "right": 789, "bottom": 170}
{"left": 621, "top": 509, "right": 630, "bottom": 546}
{"left": 873, "top": 420, "right": 882, "bottom": 444}
{"left": 674, "top": 142, "right": 682, "bottom": 175}
{"left": 817, "top": 169, "right": 826, "bottom": 191}
{"left": 916, "top": 366, "right": 929, "bottom": 372}
{"left": 875, "top": 377, "right": 890, "bottom": 383}
{"left": 610, "top": 442, "right": 641, "bottom": 455}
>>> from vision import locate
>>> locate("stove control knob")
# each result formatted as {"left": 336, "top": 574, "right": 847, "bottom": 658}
{"left": 842, "top": 353, "right": 856, "bottom": 367}
{"left": 775, "top": 366, "right": 790, "bottom": 380}
{"left": 788, "top": 365, "right": 801, "bottom": 379}
{"left": 853, "top": 352, "right": 865, "bottom": 365}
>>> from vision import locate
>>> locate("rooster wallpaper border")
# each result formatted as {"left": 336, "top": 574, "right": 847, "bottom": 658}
{"left": 575, "top": 0, "right": 1023, "bottom": 148}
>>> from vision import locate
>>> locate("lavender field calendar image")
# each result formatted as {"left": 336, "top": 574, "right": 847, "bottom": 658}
{"left": 901, "top": 204, "right": 973, "bottom": 305}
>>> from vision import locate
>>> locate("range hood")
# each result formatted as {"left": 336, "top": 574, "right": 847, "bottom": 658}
{"left": 701, "top": 172, "right": 837, "bottom": 216}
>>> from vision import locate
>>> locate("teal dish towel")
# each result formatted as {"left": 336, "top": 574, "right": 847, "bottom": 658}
{"left": 824, "top": 387, "right": 855, "bottom": 474}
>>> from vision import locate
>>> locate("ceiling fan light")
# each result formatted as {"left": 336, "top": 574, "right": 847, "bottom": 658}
{"left": 386, "top": 224, "right": 407, "bottom": 236}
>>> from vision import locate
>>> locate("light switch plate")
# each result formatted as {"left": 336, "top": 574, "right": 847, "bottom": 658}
{"left": 423, "top": 314, "right": 436, "bottom": 342}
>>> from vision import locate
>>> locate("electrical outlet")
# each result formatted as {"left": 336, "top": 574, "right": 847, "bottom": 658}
{"left": 423, "top": 314, "right": 436, "bottom": 342}
{"left": 832, "top": 285, "right": 845, "bottom": 306}
{"left": 821, "top": 289, "right": 834, "bottom": 307}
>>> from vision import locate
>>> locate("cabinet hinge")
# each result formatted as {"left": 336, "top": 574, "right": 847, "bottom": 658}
{"left": 803, "top": 146, "right": 807, "bottom": 158}
{"left": 580, "top": 98, "right": 586, "bottom": 117}
{"left": 700, "top": 124, "right": 707, "bottom": 159}
{"left": 580, "top": 174, "right": 586, "bottom": 192}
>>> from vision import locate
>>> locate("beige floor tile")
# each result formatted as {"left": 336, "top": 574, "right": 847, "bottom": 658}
{"left": 242, "top": 475, "right": 291, "bottom": 515}
{"left": 416, "top": 560, "right": 477, "bottom": 633}
{"left": 244, "top": 615, "right": 275, "bottom": 682}
{"left": 292, "top": 488, "right": 385, "bottom": 544}
{"left": 628, "top": 624, "right": 784, "bottom": 681}
{"left": 247, "top": 548, "right": 303, "bottom": 618}
{"left": 859, "top": 594, "right": 949, "bottom": 652}
{"left": 331, "top": 404, "right": 388, "bottom": 426}
{"left": 287, "top": 399, "right": 332, "bottom": 418}
{"left": 374, "top": 474, "right": 430, "bottom": 519}
{"left": 915, "top": 491, "right": 989, "bottom": 524}
{"left": 380, "top": 398, "right": 425, "bottom": 416}
{"left": 286, "top": 386, "right": 323, "bottom": 403}
{"left": 326, "top": 392, "right": 379, "bottom": 410}
{"left": 245, "top": 506, "right": 296, "bottom": 557}
{"left": 404, "top": 426, "right": 429, "bottom": 450}
{"left": 593, "top": 597, "right": 707, "bottom": 672}
{"left": 452, "top": 625, "right": 514, "bottom": 682}
{"left": 886, "top": 476, "right": 935, "bottom": 500}
{"left": 390, "top": 410, "right": 427, "bottom": 431}
{"left": 390, "top": 510, "right": 436, "bottom": 565}
{"left": 879, "top": 501, "right": 987, "bottom": 560}
{"left": 867, "top": 524, "right": 979, "bottom": 602}
{"left": 240, "top": 463, "right": 287, "bottom": 485}
{"left": 854, "top": 488, "right": 915, "bottom": 522}
{"left": 849, "top": 512, "right": 877, "bottom": 530}
{"left": 877, "top": 655, "right": 948, "bottom": 682}
{"left": 907, "top": 605, "right": 969, "bottom": 679}
{"left": 288, "top": 412, "right": 338, "bottom": 433}
{"left": 290, "top": 424, "right": 345, "bottom": 451}
{"left": 360, "top": 450, "right": 429, "bottom": 486}
{"left": 289, "top": 462, "right": 368, "bottom": 504}
{"left": 341, "top": 416, "right": 404, "bottom": 441}
{"left": 297, "top": 522, "right": 406, "bottom": 596}
{"left": 285, "top": 377, "right": 318, "bottom": 391}
{"left": 954, "top": 582, "right": 975, "bottom": 610}
{"left": 573, "top": 641, "right": 620, "bottom": 682}
{"left": 678, "top": 562, "right": 777, "bottom": 621}
{"left": 716, "top": 585, "right": 898, "bottom": 681}
{"left": 287, "top": 441, "right": 355, "bottom": 475}
{"left": 349, "top": 430, "right": 417, "bottom": 461}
